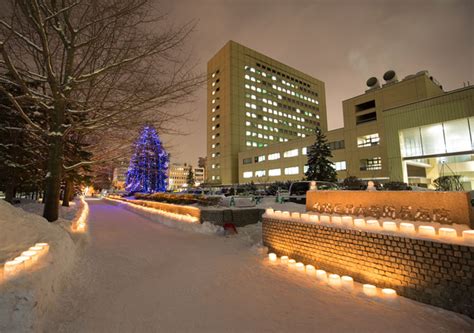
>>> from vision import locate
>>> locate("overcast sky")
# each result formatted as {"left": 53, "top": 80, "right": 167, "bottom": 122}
{"left": 158, "top": 0, "right": 473, "bottom": 166}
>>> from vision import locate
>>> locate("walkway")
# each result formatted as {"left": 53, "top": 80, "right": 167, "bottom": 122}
{"left": 44, "top": 199, "right": 473, "bottom": 332}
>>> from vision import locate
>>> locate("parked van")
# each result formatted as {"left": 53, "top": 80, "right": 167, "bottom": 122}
{"left": 288, "top": 181, "right": 340, "bottom": 204}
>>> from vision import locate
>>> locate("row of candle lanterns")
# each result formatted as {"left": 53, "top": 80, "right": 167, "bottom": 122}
{"left": 2, "top": 243, "right": 50, "bottom": 282}
{"left": 264, "top": 208, "right": 474, "bottom": 245}
{"left": 106, "top": 197, "right": 200, "bottom": 223}
{"left": 72, "top": 196, "right": 89, "bottom": 232}
{"left": 268, "top": 252, "right": 397, "bottom": 299}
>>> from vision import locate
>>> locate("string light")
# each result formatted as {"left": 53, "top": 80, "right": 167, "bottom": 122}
{"left": 125, "top": 125, "right": 169, "bottom": 193}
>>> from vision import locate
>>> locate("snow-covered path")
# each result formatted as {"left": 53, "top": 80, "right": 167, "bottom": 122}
{"left": 44, "top": 199, "right": 473, "bottom": 332}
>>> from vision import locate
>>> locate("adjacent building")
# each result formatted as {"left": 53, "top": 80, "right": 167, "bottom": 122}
{"left": 238, "top": 71, "right": 474, "bottom": 190}
{"left": 168, "top": 163, "right": 206, "bottom": 191}
{"left": 207, "top": 40, "right": 327, "bottom": 185}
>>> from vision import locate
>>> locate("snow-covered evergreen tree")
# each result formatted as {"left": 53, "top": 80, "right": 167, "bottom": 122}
{"left": 305, "top": 127, "right": 337, "bottom": 182}
{"left": 186, "top": 167, "right": 195, "bottom": 187}
{"left": 125, "top": 126, "right": 169, "bottom": 193}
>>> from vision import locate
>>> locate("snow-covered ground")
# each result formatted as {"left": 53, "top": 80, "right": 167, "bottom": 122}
{"left": 43, "top": 199, "right": 473, "bottom": 332}
{"left": 0, "top": 200, "right": 78, "bottom": 332}
{"left": 16, "top": 198, "right": 79, "bottom": 221}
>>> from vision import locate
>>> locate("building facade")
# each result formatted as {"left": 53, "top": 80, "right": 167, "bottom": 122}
{"left": 207, "top": 40, "right": 327, "bottom": 185}
{"left": 238, "top": 71, "right": 474, "bottom": 189}
{"left": 168, "top": 163, "right": 206, "bottom": 191}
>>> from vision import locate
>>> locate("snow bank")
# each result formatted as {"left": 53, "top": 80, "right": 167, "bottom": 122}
{"left": 257, "top": 196, "right": 306, "bottom": 213}
{"left": 0, "top": 200, "right": 79, "bottom": 332}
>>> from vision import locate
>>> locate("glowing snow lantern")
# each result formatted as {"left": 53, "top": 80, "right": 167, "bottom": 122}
{"left": 268, "top": 253, "right": 277, "bottom": 262}
{"left": 418, "top": 226, "right": 436, "bottom": 237}
{"left": 288, "top": 259, "right": 296, "bottom": 268}
{"left": 35, "top": 243, "right": 49, "bottom": 254}
{"left": 300, "top": 213, "right": 310, "bottom": 222}
{"left": 14, "top": 255, "right": 31, "bottom": 268}
{"left": 363, "top": 284, "right": 377, "bottom": 296}
{"left": 328, "top": 274, "right": 341, "bottom": 287}
{"left": 280, "top": 256, "right": 289, "bottom": 264}
{"left": 462, "top": 230, "right": 474, "bottom": 245}
{"left": 354, "top": 218, "right": 365, "bottom": 228}
{"left": 320, "top": 214, "right": 330, "bottom": 223}
{"left": 383, "top": 221, "right": 397, "bottom": 232}
{"left": 295, "top": 262, "right": 305, "bottom": 271}
{"left": 21, "top": 251, "right": 38, "bottom": 264}
{"left": 265, "top": 208, "right": 274, "bottom": 216}
{"left": 382, "top": 288, "right": 397, "bottom": 299}
{"left": 305, "top": 265, "right": 316, "bottom": 275}
{"left": 282, "top": 211, "right": 291, "bottom": 220}
{"left": 366, "top": 220, "right": 380, "bottom": 230}
{"left": 291, "top": 212, "right": 301, "bottom": 220}
{"left": 341, "top": 276, "right": 354, "bottom": 290}
{"left": 438, "top": 228, "right": 457, "bottom": 240}
{"left": 274, "top": 210, "right": 282, "bottom": 218}
{"left": 29, "top": 246, "right": 44, "bottom": 256}
{"left": 316, "top": 269, "right": 327, "bottom": 282}
{"left": 309, "top": 214, "right": 319, "bottom": 223}
{"left": 331, "top": 216, "right": 342, "bottom": 225}
{"left": 3, "top": 259, "right": 23, "bottom": 279}
{"left": 400, "top": 223, "right": 415, "bottom": 234}
{"left": 342, "top": 216, "right": 353, "bottom": 227}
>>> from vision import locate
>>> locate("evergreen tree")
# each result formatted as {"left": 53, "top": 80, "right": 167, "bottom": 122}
{"left": 186, "top": 167, "right": 195, "bottom": 187}
{"left": 305, "top": 127, "right": 337, "bottom": 182}
{"left": 125, "top": 126, "right": 169, "bottom": 193}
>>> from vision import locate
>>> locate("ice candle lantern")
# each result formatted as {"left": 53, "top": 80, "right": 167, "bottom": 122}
{"left": 363, "top": 284, "right": 377, "bottom": 296}
{"left": 35, "top": 243, "right": 49, "bottom": 254}
{"left": 354, "top": 218, "right": 365, "bottom": 228}
{"left": 21, "top": 251, "right": 38, "bottom": 264}
{"left": 328, "top": 274, "right": 341, "bottom": 287}
{"left": 331, "top": 216, "right": 342, "bottom": 225}
{"left": 295, "top": 262, "right": 305, "bottom": 271}
{"left": 438, "top": 228, "right": 457, "bottom": 240}
{"left": 291, "top": 212, "right": 301, "bottom": 220}
{"left": 265, "top": 208, "right": 274, "bottom": 216}
{"left": 366, "top": 220, "right": 380, "bottom": 230}
{"left": 342, "top": 216, "right": 353, "bottom": 227}
{"left": 268, "top": 253, "right": 277, "bottom": 262}
{"left": 382, "top": 288, "right": 397, "bottom": 299}
{"left": 309, "top": 214, "right": 319, "bottom": 223}
{"left": 400, "top": 223, "right": 415, "bottom": 234}
{"left": 288, "top": 259, "right": 296, "bottom": 268}
{"left": 305, "top": 265, "right": 316, "bottom": 275}
{"left": 383, "top": 221, "right": 397, "bottom": 232}
{"left": 341, "top": 276, "right": 354, "bottom": 290}
{"left": 418, "top": 226, "right": 436, "bottom": 237}
{"left": 462, "top": 230, "right": 474, "bottom": 245}
{"left": 320, "top": 215, "right": 330, "bottom": 223}
{"left": 280, "top": 256, "right": 289, "bottom": 264}
{"left": 316, "top": 270, "right": 328, "bottom": 282}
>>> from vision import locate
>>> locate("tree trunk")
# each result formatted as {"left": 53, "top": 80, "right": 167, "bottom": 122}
{"left": 5, "top": 179, "right": 15, "bottom": 203}
{"left": 62, "top": 178, "right": 73, "bottom": 207}
{"left": 43, "top": 135, "right": 64, "bottom": 222}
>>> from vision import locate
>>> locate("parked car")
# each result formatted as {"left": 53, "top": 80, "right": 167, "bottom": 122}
{"left": 288, "top": 181, "right": 340, "bottom": 204}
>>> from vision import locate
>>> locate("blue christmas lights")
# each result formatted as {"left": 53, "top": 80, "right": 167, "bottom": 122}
{"left": 125, "top": 125, "right": 169, "bottom": 193}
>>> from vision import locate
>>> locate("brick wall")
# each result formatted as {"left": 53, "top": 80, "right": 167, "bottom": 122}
{"left": 263, "top": 217, "right": 474, "bottom": 318}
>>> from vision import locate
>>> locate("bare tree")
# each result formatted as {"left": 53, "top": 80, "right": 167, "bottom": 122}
{"left": 0, "top": 0, "right": 203, "bottom": 221}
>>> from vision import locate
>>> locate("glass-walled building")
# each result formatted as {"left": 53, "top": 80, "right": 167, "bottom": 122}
{"left": 385, "top": 86, "right": 474, "bottom": 190}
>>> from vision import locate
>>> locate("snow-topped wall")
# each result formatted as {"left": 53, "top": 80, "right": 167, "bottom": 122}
{"left": 262, "top": 215, "right": 474, "bottom": 318}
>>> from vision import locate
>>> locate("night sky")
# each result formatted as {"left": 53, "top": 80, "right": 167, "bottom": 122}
{"left": 161, "top": 0, "right": 473, "bottom": 165}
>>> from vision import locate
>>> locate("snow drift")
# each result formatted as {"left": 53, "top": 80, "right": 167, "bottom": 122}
{"left": 0, "top": 200, "right": 77, "bottom": 332}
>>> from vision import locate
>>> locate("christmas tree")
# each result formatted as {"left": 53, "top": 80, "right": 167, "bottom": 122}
{"left": 186, "top": 167, "right": 195, "bottom": 187}
{"left": 125, "top": 125, "right": 169, "bottom": 193}
{"left": 305, "top": 127, "right": 337, "bottom": 182}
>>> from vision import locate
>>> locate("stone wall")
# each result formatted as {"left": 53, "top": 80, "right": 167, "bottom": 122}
{"left": 263, "top": 217, "right": 474, "bottom": 318}
{"left": 201, "top": 208, "right": 264, "bottom": 227}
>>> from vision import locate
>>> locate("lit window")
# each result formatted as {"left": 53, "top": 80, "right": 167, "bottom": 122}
{"left": 334, "top": 161, "right": 347, "bottom": 171}
{"left": 302, "top": 147, "right": 307, "bottom": 155}
{"left": 357, "top": 133, "right": 380, "bottom": 148}
{"left": 284, "top": 166, "right": 299, "bottom": 175}
{"left": 283, "top": 149, "right": 298, "bottom": 158}
{"left": 360, "top": 157, "right": 382, "bottom": 171}
{"left": 269, "top": 168, "right": 281, "bottom": 176}
{"left": 243, "top": 171, "right": 253, "bottom": 179}
{"left": 268, "top": 153, "right": 280, "bottom": 160}
{"left": 255, "top": 155, "right": 265, "bottom": 163}
{"left": 255, "top": 170, "right": 266, "bottom": 177}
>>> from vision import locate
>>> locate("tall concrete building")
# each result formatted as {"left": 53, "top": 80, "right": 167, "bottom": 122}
{"left": 207, "top": 41, "right": 327, "bottom": 185}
